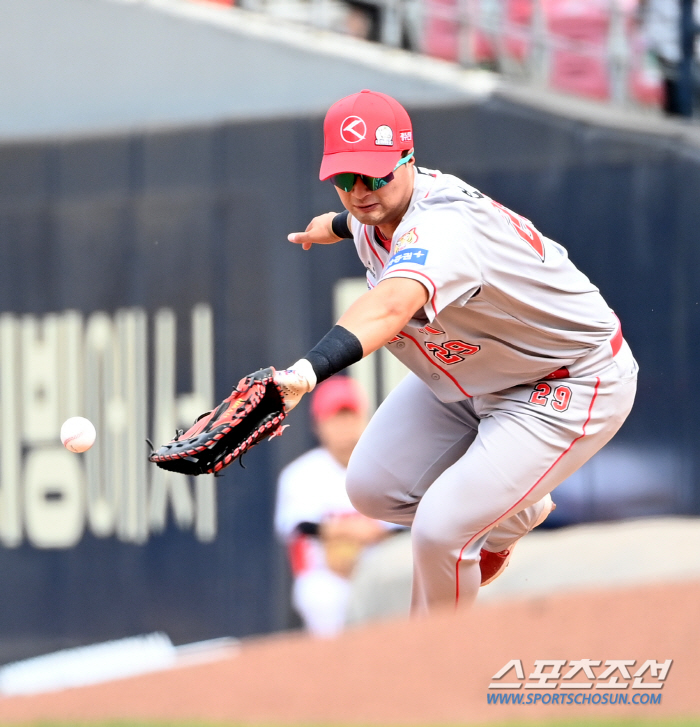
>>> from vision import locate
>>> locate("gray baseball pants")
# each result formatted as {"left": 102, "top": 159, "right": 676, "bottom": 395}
{"left": 346, "top": 340, "right": 638, "bottom": 613}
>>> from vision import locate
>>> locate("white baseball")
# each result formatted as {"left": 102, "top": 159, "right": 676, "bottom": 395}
{"left": 60, "top": 417, "right": 96, "bottom": 453}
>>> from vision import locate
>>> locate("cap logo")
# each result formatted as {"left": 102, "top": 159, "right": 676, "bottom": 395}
{"left": 375, "top": 125, "right": 394, "bottom": 146}
{"left": 340, "top": 116, "right": 367, "bottom": 144}
{"left": 400, "top": 130, "right": 412, "bottom": 142}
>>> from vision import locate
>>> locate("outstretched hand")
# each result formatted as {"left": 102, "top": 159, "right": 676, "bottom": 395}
{"left": 273, "top": 360, "right": 317, "bottom": 413}
{"left": 288, "top": 211, "right": 342, "bottom": 250}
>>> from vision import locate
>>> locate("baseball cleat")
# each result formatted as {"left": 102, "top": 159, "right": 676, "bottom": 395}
{"left": 479, "top": 494, "right": 556, "bottom": 587}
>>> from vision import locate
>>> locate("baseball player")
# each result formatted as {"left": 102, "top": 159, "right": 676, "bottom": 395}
{"left": 274, "top": 89, "right": 638, "bottom": 613}
{"left": 157, "top": 89, "right": 637, "bottom": 615}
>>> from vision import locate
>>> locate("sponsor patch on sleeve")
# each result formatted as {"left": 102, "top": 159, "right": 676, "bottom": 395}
{"left": 386, "top": 247, "right": 429, "bottom": 270}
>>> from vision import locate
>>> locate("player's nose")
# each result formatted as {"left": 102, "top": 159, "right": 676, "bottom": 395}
{"left": 351, "top": 177, "right": 372, "bottom": 198}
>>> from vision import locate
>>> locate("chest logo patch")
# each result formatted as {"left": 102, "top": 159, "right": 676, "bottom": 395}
{"left": 394, "top": 227, "right": 418, "bottom": 252}
{"left": 386, "top": 247, "right": 429, "bottom": 270}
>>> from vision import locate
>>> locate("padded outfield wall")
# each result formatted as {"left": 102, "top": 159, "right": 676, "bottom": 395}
{"left": 0, "top": 98, "right": 698, "bottom": 662}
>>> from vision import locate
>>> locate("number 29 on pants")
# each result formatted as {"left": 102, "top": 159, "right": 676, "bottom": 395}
{"left": 529, "top": 382, "right": 572, "bottom": 412}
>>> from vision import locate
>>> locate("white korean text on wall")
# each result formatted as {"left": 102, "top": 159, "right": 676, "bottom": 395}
{"left": 0, "top": 304, "right": 215, "bottom": 549}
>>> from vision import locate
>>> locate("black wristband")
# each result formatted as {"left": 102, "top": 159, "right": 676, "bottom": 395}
{"left": 331, "top": 210, "right": 352, "bottom": 239}
{"left": 304, "top": 325, "right": 364, "bottom": 383}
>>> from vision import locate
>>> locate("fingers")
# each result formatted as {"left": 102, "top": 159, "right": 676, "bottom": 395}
{"left": 287, "top": 232, "right": 313, "bottom": 251}
{"left": 288, "top": 212, "right": 343, "bottom": 249}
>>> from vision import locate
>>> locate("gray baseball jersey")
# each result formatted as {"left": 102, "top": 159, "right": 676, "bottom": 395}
{"left": 343, "top": 164, "right": 636, "bottom": 613}
{"left": 349, "top": 166, "right": 619, "bottom": 400}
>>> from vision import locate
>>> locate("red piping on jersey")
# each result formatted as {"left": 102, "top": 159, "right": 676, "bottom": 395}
{"left": 399, "top": 330, "right": 472, "bottom": 398}
{"left": 364, "top": 227, "right": 385, "bottom": 270}
{"left": 454, "top": 375, "right": 601, "bottom": 606}
{"left": 610, "top": 321, "right": 623, "bottom": 357}
{"left": 365, "top": 267, "right": 436, "bottom": 316}
{"left": 384, "top": 267, "right": 438, "bottom": 317}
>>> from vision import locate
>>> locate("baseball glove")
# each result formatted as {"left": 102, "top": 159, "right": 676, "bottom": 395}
{"left": 149, "top": 367, "right": 286, "bottom": 476}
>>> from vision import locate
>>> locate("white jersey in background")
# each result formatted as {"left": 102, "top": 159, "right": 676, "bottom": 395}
{"left": 275, "top": 447, "right": 357, "bottom": 549}
{"left": 275, "top": 447, "right": 358, "bottom": 637}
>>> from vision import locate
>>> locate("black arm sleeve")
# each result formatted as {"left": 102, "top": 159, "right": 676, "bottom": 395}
{"left": 331, "top": 210, "right": 352, "bottom": 239}
{"left": 304, "top": 325, "right": 364, "bottom": 383}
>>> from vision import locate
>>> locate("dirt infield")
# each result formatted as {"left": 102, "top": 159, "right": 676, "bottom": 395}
{"left": 0, "top": 581, "right": 697, "bottom": 725}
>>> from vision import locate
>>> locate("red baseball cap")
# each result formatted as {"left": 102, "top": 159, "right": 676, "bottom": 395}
{"left": 319, "top": 90, "right": 414, "bottom": 180}
{"left": 310, "top": 376, "right": 369, "bottom": 423}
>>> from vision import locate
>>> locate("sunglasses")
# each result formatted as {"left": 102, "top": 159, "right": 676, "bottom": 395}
{"left": 331, "top": 151, "right": 414, "bottom": 193}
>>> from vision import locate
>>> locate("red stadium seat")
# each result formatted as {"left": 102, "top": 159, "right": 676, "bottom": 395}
{"left": 422, "top": 0, "right": 661, "bottom": 106}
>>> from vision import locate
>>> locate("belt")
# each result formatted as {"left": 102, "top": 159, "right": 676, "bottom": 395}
{"left": 544, "top": 322, "right": 623, "bottom": 381}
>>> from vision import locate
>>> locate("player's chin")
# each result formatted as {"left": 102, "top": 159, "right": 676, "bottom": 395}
{"left": 350, "top": 205, "right": 385, "bottom": 225}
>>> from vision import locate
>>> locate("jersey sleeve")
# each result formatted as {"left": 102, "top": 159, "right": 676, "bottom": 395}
{"left": 381, "top": 203, "right": 482, "bottom": 321}
{"left": 349, "top": 212, "right": 361, "bottom": 239}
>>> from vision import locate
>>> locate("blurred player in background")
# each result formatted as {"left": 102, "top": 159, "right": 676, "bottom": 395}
{"left": 275, "top": 376, "right": 388, "bottom": 637}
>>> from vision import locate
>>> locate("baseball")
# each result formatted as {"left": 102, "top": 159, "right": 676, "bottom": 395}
{"left": 60, "top": 417, "right": 96, "bottom": 453}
